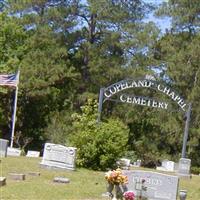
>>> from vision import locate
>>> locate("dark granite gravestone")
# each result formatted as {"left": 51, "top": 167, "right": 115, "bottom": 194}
{"left": 123, "top": 170, "right": 179, "bottom": 200}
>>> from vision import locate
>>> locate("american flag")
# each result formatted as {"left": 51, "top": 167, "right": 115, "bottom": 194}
{"left": 0, "top": 73, "right": 19, "bottom": 87}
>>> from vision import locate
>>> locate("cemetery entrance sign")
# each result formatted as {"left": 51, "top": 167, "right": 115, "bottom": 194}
{"left": 98, "top": 77, "right": 192, "bottom": 159}
{"left": 101, "top": 78, "right": 187, "bottom": 111}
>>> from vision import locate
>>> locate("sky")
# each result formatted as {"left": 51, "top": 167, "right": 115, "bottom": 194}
{"left": 144, "top": 0, "right": 171, "bottom": 33}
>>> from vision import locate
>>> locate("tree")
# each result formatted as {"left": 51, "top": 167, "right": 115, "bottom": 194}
{"left": 69, "top": 99, "right": 129, "bottom": 170}
{"left": 0, "top": 12, "right": 27, "bottom": 139}
{"left": 154, "top": 0, "right": 200, "bottom": 166}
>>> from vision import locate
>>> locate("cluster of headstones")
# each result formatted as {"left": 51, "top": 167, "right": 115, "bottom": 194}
{"left": 0, "top": 139, "right": 77, "bottom": 187}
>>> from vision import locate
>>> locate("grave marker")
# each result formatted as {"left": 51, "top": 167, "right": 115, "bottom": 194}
{"left": 0, "top": 139, "right": 9, "bottom": 157}
{"left": 123, "top": 170, "right": 179, "bottom": 200}
{"left": 7, "top": 147, "right": 21, "bottom": 157}
{"left": 178, "top": 158, "right": 191, "bottom": 178}
{"left": 40, "top": 143, "right": 77, "bottom": 170}
{"left": 0, "top": 177, "right": 6, "bottom": 186}
{"left": 9, "top": 173, "right": 25, "bottom": 181}
{"left": 26, "top": 150, "right": 40, "bottom": 157}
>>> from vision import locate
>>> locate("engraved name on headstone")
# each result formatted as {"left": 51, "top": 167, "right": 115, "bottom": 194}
{"left": 0, "top": 139, "right": 9, "bottom": 157}
{"left": 40, "top": 143, "right": 77, "bottom": 170}
{"left": 123, "top": 170, "right": 179, "bottom": 200}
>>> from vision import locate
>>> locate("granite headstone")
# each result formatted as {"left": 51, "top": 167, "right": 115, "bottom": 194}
{"left": 40, "top": 143, "right": 77, "bottom": 170}
{"left": 0, "top": 139, "right": 9, "bottom": 157}
{"left": 123, "top": 170, "right": 179, "bottom": 200}
{"left": 178, "top": 158, "right": 191, "bottom": 178}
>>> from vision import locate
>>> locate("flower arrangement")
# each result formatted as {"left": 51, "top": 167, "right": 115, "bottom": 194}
{"left": 105, "top": 168, "right": 128, "bottom": 185}
{"left": 123, "top": 191, "right": 135, "bottom": 200}
{"left": 105, "top": 168, "right": 129, "bottom": 200}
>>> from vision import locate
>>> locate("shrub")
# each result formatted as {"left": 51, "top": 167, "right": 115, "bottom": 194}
{"left": 70, "top": 99, "right": 129, "bottom": 170}
{"left": 191, "top": 167, "right": 200, "bottom": 175}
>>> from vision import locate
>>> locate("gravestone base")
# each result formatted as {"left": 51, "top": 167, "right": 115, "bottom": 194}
{"left": 0, "top": 177, "right": 6, "bottom": 186}
{"left": 40, "top": 163, "right": 76, "bottom": 171}
{"left": 177, "top": 173, "right": 192, "bottom": 179}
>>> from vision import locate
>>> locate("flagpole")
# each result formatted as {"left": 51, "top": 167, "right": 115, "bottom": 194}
{"left": 10, "top": 70, "right": 20, "bottom": 148}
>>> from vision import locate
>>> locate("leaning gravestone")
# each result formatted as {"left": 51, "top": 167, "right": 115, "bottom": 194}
{"left": 178, "top": 158, "right": 191, "bottom": 178}
{"left": 7, "top": 147, "right": 21, "bottom": 157}
{"left": 123, "top": 170, "right": 179, "bottom": 200}
{"left": 0, "top": 139, "right": 9, "bottom": 157}
{"left": 40, "top": 143, "right": 77, "bottom": 170}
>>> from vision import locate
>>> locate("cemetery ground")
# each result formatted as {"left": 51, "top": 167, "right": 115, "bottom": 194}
{"left": 1, "top": 157, "right": 200, "bottom": 200}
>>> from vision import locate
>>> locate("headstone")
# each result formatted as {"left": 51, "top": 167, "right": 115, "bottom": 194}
{"left": 133, "top": 159, "right": 142, "bottom": 167}
{"left": 178, "top": 158, "right": 191, "bottom": 178}
{"left": 40, "top": 143, "right": 77, "bottom": 170}
{"left": 0, "top": 177, "right": 6, "bottom": 186}
{"left": 26, "top": 150, "right": 40, "bottom": 157}
{"left": 0, "top": 139, "right": 9, "bottom": 157}
{"left": 9, "top": 173, "right": 25, "bottom": 180}
{"left": 7, "top": 147, "right": 21, "bottom": 157}
{"left": 136, "top": 159, "right": 142, "bottom": 167}
{"left": 156, "top": 160, "right": 175, "bottom": 172}
{"left": 123, "top": 170, "right": 179, "bottom": 200}
{"left": 117, "top": 158, "right": 130, "bottom": 169}
{"left": 53, "top": 177, "right": 70, "bottom": 184}
{"left": 28, "top": 172, "right": 40, "bottom": 176}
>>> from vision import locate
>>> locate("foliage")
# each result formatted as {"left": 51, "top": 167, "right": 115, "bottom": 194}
{"left": 43, "top": 110, "right": 73, "bottom": 145}
{"left": 191, "top": 167, "right": 200, "bottom": 175}
{"left": 70, "top": 99, "right": 129, "bottom": 170}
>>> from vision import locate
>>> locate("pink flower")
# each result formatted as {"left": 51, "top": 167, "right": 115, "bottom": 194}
{"left": 123, "top": 191, "right": 135, "bottom": 200}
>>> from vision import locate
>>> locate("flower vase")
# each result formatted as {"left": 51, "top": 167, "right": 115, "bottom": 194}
{"left": 107, "top": 182, "right": 114, "bottom": 197}
{"left": 114, "top": 184, "right": 123, "bottom": 200}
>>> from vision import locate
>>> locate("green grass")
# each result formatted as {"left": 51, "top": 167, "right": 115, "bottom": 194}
{"left": 0, "top": 157, "right": 200, "bottom": 200}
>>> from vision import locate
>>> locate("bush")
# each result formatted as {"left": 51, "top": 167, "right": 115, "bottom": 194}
{"left": 191, "top": 167, "right": 200, "bottom": 175}
{"left": 69, "top": 99, "right": 129, "bottom": 170}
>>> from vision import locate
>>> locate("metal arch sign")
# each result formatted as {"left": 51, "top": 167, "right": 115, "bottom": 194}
{"left": 103, "top": 79, "right": 187, "bottom": 111}
{"left": 97, "top": 77, "right": 192, "bottom": 159}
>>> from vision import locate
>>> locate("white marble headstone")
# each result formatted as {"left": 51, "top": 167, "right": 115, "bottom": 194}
{"left": 26, "top": 150, "right": 40, "bottom": 157}
{"left": 40, "top": 143, "right": 77, "bottom": 170}
{"left": 7, "top": 147, "right": 21, "bottom": 157}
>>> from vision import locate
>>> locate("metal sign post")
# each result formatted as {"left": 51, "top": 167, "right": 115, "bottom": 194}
{"left": 181, "top": 103, "right": 192, "bottom": 158}
{"left": 97, "top": 88, "right": 104, "bottom": 123}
